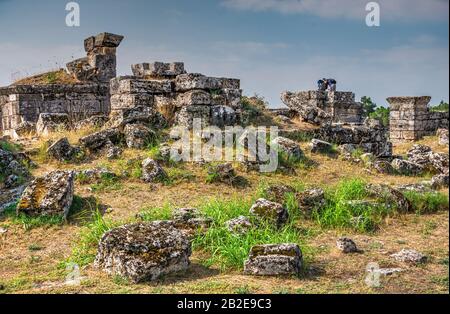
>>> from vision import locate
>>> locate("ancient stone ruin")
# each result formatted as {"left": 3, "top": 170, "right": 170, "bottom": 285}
{"left": 0, "top": 32, "right": 124, "bottom": 138}
{"left": 280, "top": 89, "right": 392, "bottom": 157}
{"left": 281, "top": 90, "right": 364, "bottom": 125}
{"left": 110, "top": 65, "right": 242, "bottom": 130}
{"left": 387, "top": 96, "right": 449, "bottom": 142}
{"left": 0, "top": 32, "right": 242, "bottom": 138}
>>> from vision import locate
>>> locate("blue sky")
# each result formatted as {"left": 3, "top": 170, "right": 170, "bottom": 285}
{"left": 0, "top": 0, "right": 448, "bottom": 107}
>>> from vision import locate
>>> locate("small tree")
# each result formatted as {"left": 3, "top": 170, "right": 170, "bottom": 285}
{"left": 361, "top": 96, "right": 377, "bottom": 116}
{"left": 429, "top": 100, "right": 449, "bottom": 112}
{"left": 369, "top": 107, "right": 390, "bottom": 127}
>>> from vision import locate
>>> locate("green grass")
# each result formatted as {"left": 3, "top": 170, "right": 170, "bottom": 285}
{"left": 68, "top": 210, "right": 118, "bottom": 266}
{"left": 90, "top": 172, "right": 122, "bottom": 192}
{"left": 163, "top": 167, "right": 196, "bottom": 186}
{"left": 278, "top": 151, "right": 314, "bottom": 171}
{"left": 0, "top": 140, "right": 22, "bottom": 153}
{"left": 312, "top": 179, "right": 390, "bottom": 232}
{"left": 194, "top": 197, "right": 311, "bottom": 271}
{"left": 2, "top": 203, "right": 64, "bottom": 231}
{"left": 351, "top": 147, "right": 365, "bottom": 160}
{"left": 403, "top": 191, "right": 449, "bottom": 214}
{"left": 282, "top": 130, "right": 315, "bottom": 143}
{"left": 138, "top": 195, "right": 312, "bottom": 271}
{"left": 139, "top": 203, "right": 172, "bottom": 221}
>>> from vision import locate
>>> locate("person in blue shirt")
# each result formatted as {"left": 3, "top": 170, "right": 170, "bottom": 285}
{"left": 327, "top": 79, "right": 337, "bottom": 91}
{"left": 318, "top": 78, "right": 328, "bottom": 91}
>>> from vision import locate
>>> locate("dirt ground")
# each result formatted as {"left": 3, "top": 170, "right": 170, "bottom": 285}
{"left": 0, "top": 135, "right": 448, "bottom": 294}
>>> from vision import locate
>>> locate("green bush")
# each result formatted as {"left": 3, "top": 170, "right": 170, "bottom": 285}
{"left": 429, "top": 101, "right": 449, "bottom": 112}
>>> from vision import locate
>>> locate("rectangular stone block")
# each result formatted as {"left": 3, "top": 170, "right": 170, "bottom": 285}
{"left": 69, "top": 100, "right": 102, "bottom": 113}
{"left": 222, "top": 88, "right": 242, "bottom": 109}
{"left": 176, "top": 90, "right": 211, "bottom": 106}
{"left": 131, "top": 62, "right": 185, "bottom": 78}
{"left": 111, "top": 77, "right": 173, "bottom": 94}
{"left": 175, "top": 73, "right": 240, "bottom": 91}
{"left": 110, "top": 94, "right": 154, "bottom": 110}
{"left": 176, "top": 105, "right": 211, "bottom": 129}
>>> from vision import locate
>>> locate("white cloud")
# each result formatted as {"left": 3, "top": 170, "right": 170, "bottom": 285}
{"left": 221, "top": 0, "right": 449, "bottom": 21}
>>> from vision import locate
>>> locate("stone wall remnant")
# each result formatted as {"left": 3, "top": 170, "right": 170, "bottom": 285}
{"left": 387, "top": 96, "right": 449, "bottom": 142}
{"left": 0, "top": 32, "right": 124, "bottom": 137}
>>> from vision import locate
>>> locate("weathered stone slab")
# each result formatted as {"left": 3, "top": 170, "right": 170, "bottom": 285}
{"left": 94, "top": 221, "right": 191, "bottom": 283}
{"left": 131, "top": 62, "right": 186, "bottom": 78}
{"left": 17, "top": 170, "right": 74, "bottom": 219}
{"left": 110, "top": 77, "right": 173, "bottom": 95}
{"left": 110, "top": 94, "right": 154, "bottom": 110}
{"left": 244, "top": 243, "right": 302, "bottom": 276}
{"left": 175, "top": 73, "right": 240, "bottom": 91}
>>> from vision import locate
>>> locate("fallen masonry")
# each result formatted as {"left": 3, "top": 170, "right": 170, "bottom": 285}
{"left": 244, "top": 243, "right": 302, "bottom": 276}
{"left": 94, "top": 221, "right": 192, "bottom": 283}
{"left": 16, "top": 170, "right": 75, "bottom": 219}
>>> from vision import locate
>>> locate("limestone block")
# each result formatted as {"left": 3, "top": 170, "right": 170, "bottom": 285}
{"left": 131, "top": 62, "right": 186, "bottom": 78}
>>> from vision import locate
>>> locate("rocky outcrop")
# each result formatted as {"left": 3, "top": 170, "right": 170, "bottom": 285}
{"left": 124, "top": 124, "right": 154, "bottom": 149}
{"left": 310, "top": 139, "right": 333, "bottom": 154}
{"left": 296, "top": 188, "right": 326, "bottom": 216}
{"left": 142, "top": 158, "right": 167, "bottom": 183}
{"left": 244, "top": 243, "right": 302, "bottom": 276}
{"left": 391, "top": 159, "right": 424, "bottom": 176}
{"left": 225, "top": 216, "right": 253, "bottom": 235}
{"left": 36, "top": 113, "right": 70, "bottom": 136}
{"left": 372, "top": 159, "right": 395, "bottom": 174}
{"left": 249, "top": 198, "right": 289, "bottom": 228}
{"left": 264, "top": 184, "right": 295, "bottom": 204}
{"left": 271, "top": 136, "right": 303, "bottom": 160}
{"left": 281, "top": 90, "right": 363, "bottom": 125}
{"left": 0, "top": 148, "right": 30, "bottom": 189}
{"left": 79, "top": 128, "right": 122, "bottom": 153}
{"left": 14, "top": 121, "right": 36, "bottom": 138}
{"left": 94, "top": 221, "right": 191, "bottom": 283}
{"left": 390, "top": 249, "right": 427, "bottom": 264}
{"left": 46, "top": 138, "right": 81, "bottom": 162}
{"left": 74, "top": 115, "right": 109, "bottom": 131}
{"left": 366, "top": 184, "right": 413, "bottom": 213}
{"left": 437, "top": 128, "right": 449, "bottom": 146}
{"left": 16, "top": 170, "right": 74, "bottom": 219}
{"left": 336, "top": 237, "right": 358, "bottom": 253}
{"left": 171, "top": 207, "right": 212, "bottom": 235}
{"left": 68, "top": 32, "right": 124, "bottom": 82}
{"left": 207, "top": 163, "right": 238, "bottom": 185}
{"left": 387, "top": 96, "right": 449, "bottom": 142}
{"left": 315, "top": 124, "right": 392, "bottom": 157}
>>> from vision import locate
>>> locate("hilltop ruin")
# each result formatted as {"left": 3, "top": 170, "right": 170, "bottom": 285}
{"left": 0, "top": 32, "right": 242, "bottom": 138}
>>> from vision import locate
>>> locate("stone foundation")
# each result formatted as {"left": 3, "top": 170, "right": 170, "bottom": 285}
{"left": 387, "top": 96, "right": 449, "bottom": 142}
